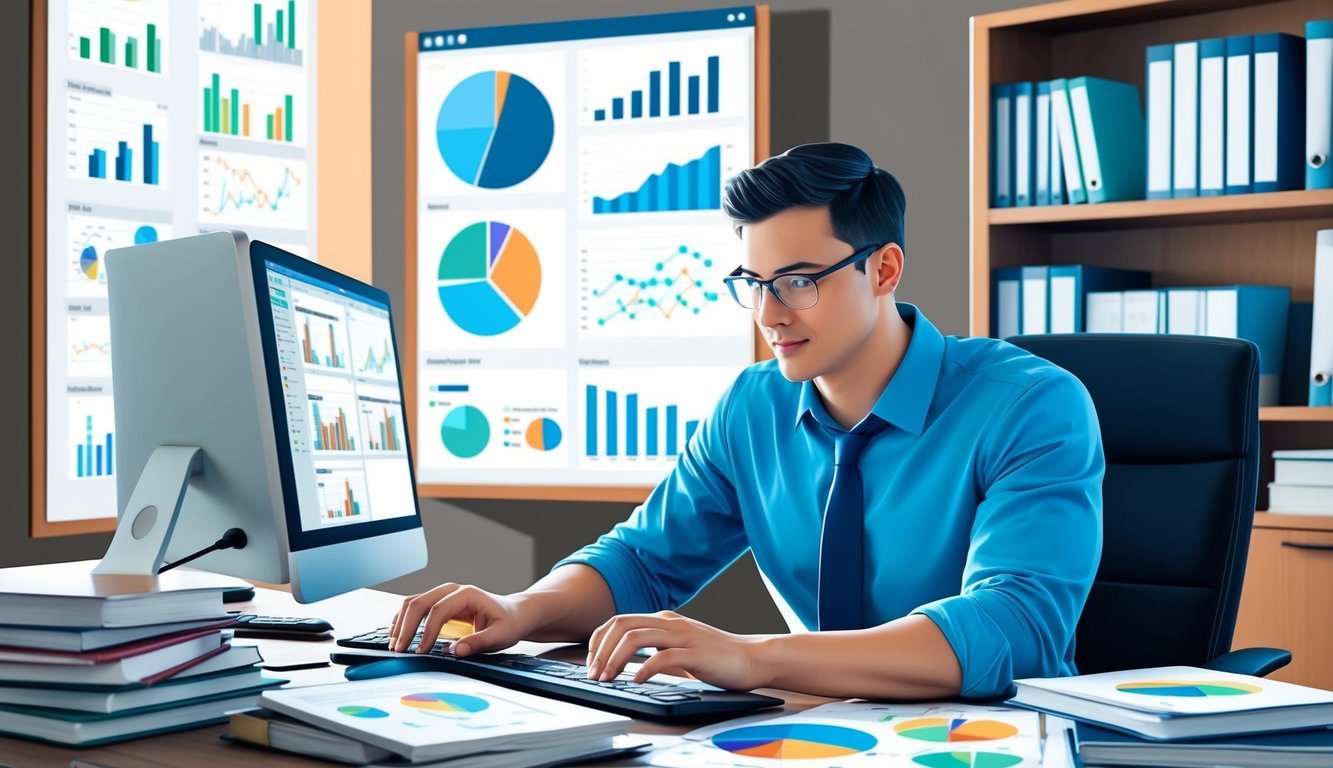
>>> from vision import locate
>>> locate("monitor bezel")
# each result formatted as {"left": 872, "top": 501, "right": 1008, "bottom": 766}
{"left": 249, "top": 240, "right": 424, "bottom": 553}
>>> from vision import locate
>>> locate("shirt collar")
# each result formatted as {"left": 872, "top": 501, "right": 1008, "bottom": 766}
{"left": 794, "top": 303, "right": 945, "bottom": 437}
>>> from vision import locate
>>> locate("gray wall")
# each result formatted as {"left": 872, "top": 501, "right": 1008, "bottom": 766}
{"left": 6, "top": 0, "right": 1033, "bottom": 635}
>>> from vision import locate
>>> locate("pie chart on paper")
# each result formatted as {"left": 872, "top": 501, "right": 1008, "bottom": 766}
{"left": 437, "top": 221, "right": 541, "bottom": 336}
{"left": 400, "top": 692, "right": 490, "bottom": 714}
{"left": 912, "top": 753, "right": 1024, "bottom": 768}
{"left": 711, "top": 723, "right": 877, "bottom": 759}
{"left": 895, "top": 717, "right": 1019, "bottom": 743}
{"left": 436, "top": 70, "right": 554, "bottom": 189}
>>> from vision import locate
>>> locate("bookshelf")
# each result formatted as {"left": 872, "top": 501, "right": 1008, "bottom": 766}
{"left": 971, "top": 0, "right": 1333, "bottom": 689}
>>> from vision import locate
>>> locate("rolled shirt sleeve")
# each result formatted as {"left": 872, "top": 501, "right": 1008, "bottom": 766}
{"left": 553, "top": 384, "right": 751, "bottom": 616}
{"left": 913, "top": 370, "right": 1104, "bottom": 698}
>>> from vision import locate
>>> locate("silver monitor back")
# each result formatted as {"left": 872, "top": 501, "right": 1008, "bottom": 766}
{"left": 106, "top": 231, "right": 289, "bottom": 584}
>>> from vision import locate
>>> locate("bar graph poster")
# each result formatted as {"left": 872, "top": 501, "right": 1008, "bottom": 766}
{"left": 199, "top": 0, "right": 307, "bottom": 66}
{"left": 68, "top": 0, "right": 168, "bottom": 76}
{"left": 67, "top": 396, "right": 116, "bottom": 481}
{"left": 416, "top": 369, "right": 571, "bottom": 475}
{"left": 412, "top": 8, "right": 761, "bottom": 495}
{"left": 578, "top": 35, "right": 751, "bottom": 125}
{"left": 43, "top": 0, "right": 318, "bottom": 528}
{"left": 577, "top": 367, "right": 738, "bottom": 478}
{"left": 65, "top": 86, "right": 168, "bottom": 187}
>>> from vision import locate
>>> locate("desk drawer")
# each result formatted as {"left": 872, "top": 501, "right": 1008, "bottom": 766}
{"left": 1234, "top": 528, "right": 1333, "bottom": 689}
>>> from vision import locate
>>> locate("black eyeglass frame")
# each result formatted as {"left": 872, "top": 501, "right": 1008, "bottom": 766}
{"left": 723, "top": 243, "right": 884, "bottom": 310}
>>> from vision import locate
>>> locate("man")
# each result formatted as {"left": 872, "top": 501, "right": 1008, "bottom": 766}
{"left": 390, "top": 142, "right": 1103, "bottom": 700}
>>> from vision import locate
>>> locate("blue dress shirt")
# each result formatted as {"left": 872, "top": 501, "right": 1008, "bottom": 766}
{"left": 556, "top": 303, "right": 1104, "bottom": 698}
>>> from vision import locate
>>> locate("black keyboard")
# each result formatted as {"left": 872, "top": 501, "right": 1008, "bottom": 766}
{"left": 334, "top": 627, "right": 783, "bottom": 720}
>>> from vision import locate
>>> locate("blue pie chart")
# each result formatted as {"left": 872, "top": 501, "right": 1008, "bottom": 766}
{"left": 436, "top": 71, "right": 553, "bottom": 189}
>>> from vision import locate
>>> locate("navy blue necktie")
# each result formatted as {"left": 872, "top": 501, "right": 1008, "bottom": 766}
{"left": 817, "top": 422, "right": 884, "bottom": 631}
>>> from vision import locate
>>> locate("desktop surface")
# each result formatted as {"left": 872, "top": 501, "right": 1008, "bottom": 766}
{"left": 0, "top": 585, "right": 823, "bottom": 767}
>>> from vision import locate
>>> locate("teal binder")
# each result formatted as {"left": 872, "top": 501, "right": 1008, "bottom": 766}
{"left": 1068, "top": 76, "right": 1146, "bottom": 202}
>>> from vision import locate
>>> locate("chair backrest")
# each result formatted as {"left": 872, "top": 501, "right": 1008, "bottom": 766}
{"left": 1008, "top": 334, "right": 1260, "bottom": 674}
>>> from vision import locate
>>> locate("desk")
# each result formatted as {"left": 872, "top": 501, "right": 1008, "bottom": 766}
{"left": 0, "top": 587, "right": 825, "bottom": 768}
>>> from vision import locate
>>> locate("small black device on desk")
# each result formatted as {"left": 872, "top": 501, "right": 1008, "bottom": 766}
{"left": 334, "top": 627, "right": 783, "bottom": 720}
{"left": 230, "top": 613, "right": 334, "bottom": 641}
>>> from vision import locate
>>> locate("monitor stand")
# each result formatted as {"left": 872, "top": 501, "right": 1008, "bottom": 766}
{"left": 93, "top": 446, "right": 203, "bottom": 577}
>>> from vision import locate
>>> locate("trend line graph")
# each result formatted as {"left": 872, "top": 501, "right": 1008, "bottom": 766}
{"left": 578, "top": 229, "right": 740, "bottom": 339}
{"left": 198, "top": 150, "right": 307, "bottom": 230}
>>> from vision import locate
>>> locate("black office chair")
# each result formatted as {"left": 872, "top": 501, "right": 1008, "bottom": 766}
{"left": 1009, "top": 334, "right": 1290, "bottom": 678}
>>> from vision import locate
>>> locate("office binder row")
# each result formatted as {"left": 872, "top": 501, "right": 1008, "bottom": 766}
{"left": 1147, "top": 20, "right": 1333, "bottom": 198}
{"left": 993, "top": 266, "right": 1290, "bottom": 405}
{"left": 992, "top": 77, "right": 1145, "bottom": 207}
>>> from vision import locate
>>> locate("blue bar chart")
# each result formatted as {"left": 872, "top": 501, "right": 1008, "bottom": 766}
{"left": 66, "top": 88, "right": 168, "bottom": 187}
{"left": 592, "top": 55, "right": 720, "bottom": 122}
{"left": 593, "top": 146, "right": 721, "bottom": 214}
{"left": 68, "top": 397, "right": 116, "bottom": 481}
{"left": 583, "top": 384, "right": 700, "bottom": 458}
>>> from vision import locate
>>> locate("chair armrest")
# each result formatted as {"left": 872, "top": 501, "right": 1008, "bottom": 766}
{"left": 1202, "top": 647, "right": 1292, "bottom": 677}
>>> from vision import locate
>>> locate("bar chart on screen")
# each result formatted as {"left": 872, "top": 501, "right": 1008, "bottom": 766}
{"left": 65, "top": 87, "right": 167, "bottom": 187}
{"left": 357, "top": 383, "right": 406, "bottom": 454}
{"left": 293, "top": 290, "right": 350, "bottom": 372}
{"left": 198, "top": 150, "right": 307, "bottom": 230}
{"left": 68, "top": 0, "right": 168, "bottom": 75}
{"left": 314, "top": 464, "right": 371, "bottom": 523}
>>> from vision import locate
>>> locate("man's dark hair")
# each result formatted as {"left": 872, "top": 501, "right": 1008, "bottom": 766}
{"left": 721, "top": 142, "right": 906, "bottom": 272}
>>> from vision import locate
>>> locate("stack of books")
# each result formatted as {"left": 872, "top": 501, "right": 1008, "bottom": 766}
{"left": 1010, "top": 666, "right": 1333, "bottom": 767}
{"left": 1268, "top": 448, "right": 1333, "bottom": 514}
{"left": 225, "top": 671, "right": 637, "bottom": 767}
{"left": 0, "top": 560, "right": 282, "bottom": 746}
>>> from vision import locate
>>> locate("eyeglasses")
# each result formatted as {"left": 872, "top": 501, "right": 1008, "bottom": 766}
{"left": 723, "top": 244, "right": 881, "bottom": 311}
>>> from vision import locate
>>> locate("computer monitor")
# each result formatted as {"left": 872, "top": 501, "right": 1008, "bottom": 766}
{"left": 101, "top": 231, "right": 427, "bottom": 602}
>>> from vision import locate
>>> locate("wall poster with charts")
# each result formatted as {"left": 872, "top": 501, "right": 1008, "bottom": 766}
{"left": 32, "top": 0, "right": 321, "bottom": 535}
{"left": 407, "top": 7, "right": 770, "bottom": 500}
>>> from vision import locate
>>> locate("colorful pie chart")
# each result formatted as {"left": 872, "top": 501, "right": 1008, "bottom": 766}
{"left": 912, "top": 752, "right": 1024, "bottom": 768}
{"left": 438, "top": 221, "right": 541, "bottom": 336}
{"left": 79, "top": 246, "right": 102, "bottom": 281}
{"left": 712, "top": 723, "right": 877, "bottom": 759}
{"left": 525, "top": 418, "right": 562, "bottom": 451}
{"left": 894, "top": 717, "right": 1019, "bottom": 743}
{"left": 337, "top": 705, "right": 389, "bottom": 719}
{"left": 400, "top": 692, "right": 490, "bottom": 714}
{"left": 436, "top": 70, "right": 553, "bottom": 189}
{"left": 1116, "top": 680, "right": 1261, "bottom": 697}
{"left": 442, "top": 405, "right": 489, "bottom": 459}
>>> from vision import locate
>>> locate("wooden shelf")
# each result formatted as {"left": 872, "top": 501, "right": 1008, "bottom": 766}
{"left": 989, "top": 189, "right": 1333, "bottom": 229}
{"left": 1254, "top": 511, "right": 1333, "bottom": 531}
{"left": 1260, "top": 407, "right": 1333, "bottom": 423}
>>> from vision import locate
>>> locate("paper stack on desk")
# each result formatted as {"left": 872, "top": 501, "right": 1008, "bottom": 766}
{"left": 229, "top": 671, "right": 634, "bottom": 766}
{"left": 0, "top": 559, "right": 282, "bottom": 746}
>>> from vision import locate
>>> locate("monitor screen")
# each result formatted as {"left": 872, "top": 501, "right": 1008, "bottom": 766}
{"left": 252, "top": 241, "right": 421, "bottom": 551}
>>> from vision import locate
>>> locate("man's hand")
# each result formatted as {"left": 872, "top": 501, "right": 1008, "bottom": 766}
{"left": 389, "top": 583, "right": 535, "bottom": 657}
{"left": 584, "top": 610, "right": 771, "bottom": 691}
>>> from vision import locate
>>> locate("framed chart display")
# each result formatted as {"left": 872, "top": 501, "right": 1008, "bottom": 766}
{"left": 30, "top": 0, "right": 371, "bottom": 536}
{"left": 406, "top": 7, "right": 770, "bottom": 501}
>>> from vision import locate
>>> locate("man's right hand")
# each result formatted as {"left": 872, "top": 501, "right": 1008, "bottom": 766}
{"left": 389, "top": 583, "right": 535, "bottom": 657}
